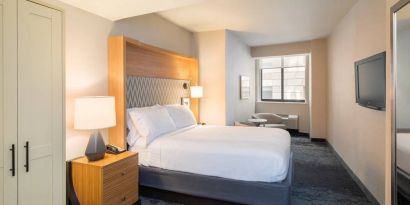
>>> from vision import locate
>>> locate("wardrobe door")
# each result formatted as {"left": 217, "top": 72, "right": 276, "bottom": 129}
{"left": 18, "top": 1, "right": 63, "bottom": 205}
{"left": 0, "top": 0, "right": 18, "bottom": 205}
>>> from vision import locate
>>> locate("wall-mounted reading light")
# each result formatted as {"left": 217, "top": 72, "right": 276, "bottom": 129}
{"left": 191, "top": 86, "right": 203, "bottom": 98}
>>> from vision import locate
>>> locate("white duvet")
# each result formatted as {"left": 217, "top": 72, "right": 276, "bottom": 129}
{"left": 397, "top": 133, "right": 410, "bottom": 174}
{"left": 130, "top": 125, "right": 291, "bottom": 182}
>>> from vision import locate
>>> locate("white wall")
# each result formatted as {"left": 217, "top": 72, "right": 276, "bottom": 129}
{"left": 327, "top": 0, "right": 386, "bottom": 202}
{"left": 195, "top": 30, "right": 227, "bottom": 125}
{"left": 225, "top": 31, "right": 255, "bottom": 125}
{"left": 43, "top": 0, "right": 195, "bottom": 160}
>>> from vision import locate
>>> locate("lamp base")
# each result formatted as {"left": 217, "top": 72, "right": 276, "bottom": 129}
{"left": 85, "top": 131, "right": 106, "bottom": 161}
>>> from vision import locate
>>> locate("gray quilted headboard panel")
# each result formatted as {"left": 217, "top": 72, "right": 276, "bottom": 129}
{"left": 126, "top": 76, "right": 190, "bottom": 108}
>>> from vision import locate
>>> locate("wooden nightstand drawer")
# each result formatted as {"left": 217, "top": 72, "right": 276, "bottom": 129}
{"left": 103, "top": 154, "right": 138, "bottom": 182}
{"left": 103, "top": 164, "right": 138, "bottom": 190}
{"left": 72, "top": 151, "right": 139, "bottom": 205}
{"left": 103, "top": 154, "right": 138, "bottom": 203}
{"left": 103, "top": 178, "right": 138, "bottom": 205}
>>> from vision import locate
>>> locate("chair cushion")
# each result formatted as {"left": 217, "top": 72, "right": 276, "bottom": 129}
{"left": 234, "top": 121, "right": 256, "bottom": 127}
{"left": 252, "top": 113, "right": 284, "bottom": 124}
{"left": 264, "top": 124, "right": 287, "bottom": 129}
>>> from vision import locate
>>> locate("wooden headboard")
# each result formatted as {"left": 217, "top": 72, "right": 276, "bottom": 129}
{"left": 107, "top": 36, "right": 199, "bottom": 149}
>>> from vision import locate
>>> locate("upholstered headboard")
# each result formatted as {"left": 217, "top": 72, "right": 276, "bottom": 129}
{"left": 126, "top": 76, "right": 190, "bottom": 108}
{"left": 108, "top": 36, "right": 199, "bottom": 149}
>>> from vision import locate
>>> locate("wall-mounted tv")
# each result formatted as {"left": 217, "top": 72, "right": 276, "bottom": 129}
{"left": 355, "top": 52, "right": 386, "bottom": 111}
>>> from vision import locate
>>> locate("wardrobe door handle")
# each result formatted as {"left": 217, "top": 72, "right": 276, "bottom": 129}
{"left": 24, "top": 141, "right": 29, "bottom": 172}
{"left": 9, "top": 144, "right": 15, "bottom": 176}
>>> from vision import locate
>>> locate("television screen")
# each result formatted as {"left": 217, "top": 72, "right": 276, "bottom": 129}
{"left": 355, "top": 52, "right": 386, "bottom": 110}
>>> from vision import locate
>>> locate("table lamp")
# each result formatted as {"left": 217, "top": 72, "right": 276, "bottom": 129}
{"left": 74, "top": 96, "right": 116, "bottom": 161}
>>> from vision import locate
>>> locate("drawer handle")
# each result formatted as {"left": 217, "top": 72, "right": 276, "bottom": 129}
{"left": 121, "top": 172, "right": 126, "bottom": 176}
{"left": 121, "top": 196, "right": 126, "bottom": 202}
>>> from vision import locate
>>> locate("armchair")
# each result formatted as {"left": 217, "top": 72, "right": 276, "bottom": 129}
{"left": 251, "top": 113, "right": 287, "bottom": 129}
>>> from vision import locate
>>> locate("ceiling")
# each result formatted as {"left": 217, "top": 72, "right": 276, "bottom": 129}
{"left": 57, "top": 0, "right": 205, "bottom": 21}
{"left": 158, "top": 0, "right": 358, "bottom": 46}
{"left": 59, "top": 0, "right": 358, "bottom": 46}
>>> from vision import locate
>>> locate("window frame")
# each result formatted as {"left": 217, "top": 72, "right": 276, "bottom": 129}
{"left": 259, "top": 55, "right": 307, "bottom": 103}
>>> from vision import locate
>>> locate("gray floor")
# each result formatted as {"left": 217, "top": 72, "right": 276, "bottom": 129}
{"left": 291, "top": 135, "right": 371, "bottom": 205}
{"left": 140, "top": 134, "right": 372, "bottom": 205}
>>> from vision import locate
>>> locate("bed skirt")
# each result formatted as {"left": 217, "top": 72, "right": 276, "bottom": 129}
{"left": 139, "top": 152, "right": 293, "bottom": 205}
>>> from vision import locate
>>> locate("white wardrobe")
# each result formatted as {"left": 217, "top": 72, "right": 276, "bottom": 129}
{"left": 0, "top": 0, "right": 64, "bottom": 204}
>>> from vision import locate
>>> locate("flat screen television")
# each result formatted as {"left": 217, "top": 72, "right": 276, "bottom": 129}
{"left": 355, "top": 52, "right": 386, "bottom": 111}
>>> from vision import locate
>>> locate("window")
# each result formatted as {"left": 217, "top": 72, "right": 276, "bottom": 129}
{"left": 259, "top": 55, "right": 307, "bottom": 102}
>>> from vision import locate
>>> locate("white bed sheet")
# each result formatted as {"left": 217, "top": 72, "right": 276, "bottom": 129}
{"left": 130, "top": 125, "right": 291, "bottom": 182}
{"left": 397, "top": 133, "right": 410, "bottom": 173}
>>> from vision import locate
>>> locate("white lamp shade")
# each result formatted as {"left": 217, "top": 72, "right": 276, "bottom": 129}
{"left": 191, "top": 86, "right": 203, "bottom": 98}
{"left": 74, "top": 96, "right": 116, "bottom": 130}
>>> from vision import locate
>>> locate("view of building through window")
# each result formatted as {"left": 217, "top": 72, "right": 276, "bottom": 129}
{"left": 260, "top": 55, "right": 307, "bottom": 102}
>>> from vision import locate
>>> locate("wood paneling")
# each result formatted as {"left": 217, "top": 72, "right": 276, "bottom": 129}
{"left": 108, "top": 36, "right": 199, "bottom": 149}
{"left": 72, "top": 152, "right": 139, "bottom": 205}
{"left": 108, "top": 36, "right": 127, "bottom": 149}
{"left": 189, "top": 59, "right": 199, "bottom": 120}
{"left": 73, "top": 152, "right": 136, "bottom": 167}
{"left": 126, "top": 44, "right": 192, "bottom": 80}
{"left": 72, "top": 161, "right": 103, "bottom": 205}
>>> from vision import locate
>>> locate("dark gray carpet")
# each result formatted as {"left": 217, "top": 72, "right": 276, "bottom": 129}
{"left": 140, "top": 134, "right": 372, "bottom": 205}
{"left": 291, "top": 135, "right": 371, "bottom": 205}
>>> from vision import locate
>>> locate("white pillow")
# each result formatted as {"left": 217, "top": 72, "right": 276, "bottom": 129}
{"left": 126, "top": 105, "right": 161, "bottom": 146}
{"left": 164, "top": 104, "right": 197, "bottom": 129}
{"left": 129, "top": 106, "right": 177, "bottom": 146}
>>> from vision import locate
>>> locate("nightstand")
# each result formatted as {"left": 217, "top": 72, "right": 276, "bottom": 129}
{"left": 72, "top": 151, "right": 139, "bottom": 205}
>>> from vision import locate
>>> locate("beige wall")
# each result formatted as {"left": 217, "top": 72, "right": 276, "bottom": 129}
{"left": 41, "top": 0, "right": 114, "bottom": 161}
{"left": 195, "top": 30, "right": 227, "bottom": 125}
{"left": 251, "top": 41, "right": 311, "bottom": 57}
{"left": 327, "top": 0, "right": 386, "bottom": 202}
{"left": 195, "top": 30, "right": 255, "bottom": 125}
{"left": 251, "top": 39, "right": 327, "bottom": 136}
{"left": 111, "top": 14, "right": 194, "bottom": 57}
{"left": 310, "top": 39, "right": 328, "bottom": 138}
{"left": 225, "top": 31, "right": 255, "bottom": 125}
{"left": 42, "top": 0, "right": 195, "bottom": 160}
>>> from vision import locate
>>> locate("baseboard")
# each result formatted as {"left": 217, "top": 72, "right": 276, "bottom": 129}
{"left": 327, "top": 143, "right": 380, "bottom": 205}
{"left": 288, "top": 129, "right": 309, "bottom": 137}
{"left": 310, "top": 138, "right": 326, "bottom": 142}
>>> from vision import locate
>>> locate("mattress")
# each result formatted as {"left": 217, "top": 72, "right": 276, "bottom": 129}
{"left": 397, "top": 133, "right": 410, "bottom": 174}
{"left": 130, "top": 125, "right": 291, "bottom": 182}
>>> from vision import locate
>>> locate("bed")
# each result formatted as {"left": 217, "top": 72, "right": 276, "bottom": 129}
{"left": 397, "top": 132, "right": 410, "bottom": 200}
{"left": 127, "top": 105, "right": 293, "bottom": 205}
{"left": 107, "top": 36, "right": 293, "bottom": 205}
{"left": 132, "top": 125, "right": 293, "bottom": 205}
